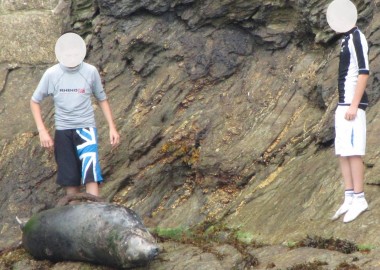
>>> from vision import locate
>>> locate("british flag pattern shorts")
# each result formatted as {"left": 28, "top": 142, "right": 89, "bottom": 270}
{"left": 55, "top": 127, "right": 103, "bottom": 186}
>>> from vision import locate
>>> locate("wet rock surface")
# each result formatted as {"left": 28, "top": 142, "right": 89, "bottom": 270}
{"left": 1, "top": 0, "right": 380, "bottom": 269}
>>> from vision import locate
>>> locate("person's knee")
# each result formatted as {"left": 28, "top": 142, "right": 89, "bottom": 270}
{"left": 348, "top": 155, "right": 364, "bottom": 163}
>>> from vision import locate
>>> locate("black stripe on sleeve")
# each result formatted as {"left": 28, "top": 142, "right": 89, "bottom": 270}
{"left": 352, "top": 30, "right": 368, "bottom": 72}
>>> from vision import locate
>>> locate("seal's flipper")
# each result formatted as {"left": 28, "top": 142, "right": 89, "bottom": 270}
{"left": 16, "top": 216, "right": 26, "bottom": 229}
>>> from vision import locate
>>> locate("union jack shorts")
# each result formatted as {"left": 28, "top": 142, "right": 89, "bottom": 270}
{"left": 55, "top": 127, "right": 103, "bottom": 186}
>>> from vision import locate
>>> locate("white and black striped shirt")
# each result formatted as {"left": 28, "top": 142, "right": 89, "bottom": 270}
{"left": 338, "top": 27, "right": 369, "bottom": 110}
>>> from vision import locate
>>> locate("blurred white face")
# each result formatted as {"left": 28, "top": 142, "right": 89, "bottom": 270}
{"left": 58, "top": 46, "right": 82, "bottom": 67}
{"left": 326, "top": 0, "right": 357, "bottom": 33}
{"left": 55, "top": 33, "right": 86, "bottom": 67}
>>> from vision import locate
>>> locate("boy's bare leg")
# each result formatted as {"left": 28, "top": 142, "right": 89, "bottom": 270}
{"left": 340, "top": 155, "right": 368, "bottom": 223}
{"left": 339, "top": 156, "right": 354, "bottom": 190}
{"left": 332, "top": 156, "right": 355, "bottom": 220}
{"left": 66, "top": 186, "right": 80, "bottom": 195}
{"left": 85, "top": 182, "right": 99, "bottom": 197}
{"left": 347, "top": 155, "right": 364, "bottom": 193}
{"left": 343, "top": 155, "right": 368, "bottom": 222}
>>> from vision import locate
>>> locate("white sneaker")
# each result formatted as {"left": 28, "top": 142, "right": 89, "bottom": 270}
{"left": 332, "top": 199, "right": 352, "bottom": 220}
{"left": 343, "top": 198, "right": 368, "bottom": 223}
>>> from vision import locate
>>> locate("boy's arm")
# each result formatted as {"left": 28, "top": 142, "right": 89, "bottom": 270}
{"left": 98, "top": 99, "right": 120, "bottom": 146}
{"left": 30, "top": 99, "right": 54, "bottom": 149}
{"left": 345, "top": 74, "right": 369, "bottom": 121}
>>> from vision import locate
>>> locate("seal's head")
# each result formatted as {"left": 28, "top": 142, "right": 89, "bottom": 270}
{"left": 326, "top": 0, "right": 357, "bottom": 33}
{"left": 55, "top": 32, "right": 86, "bottom": 68}
{"left": 119, "top": 232, "right": 159, "bottom": 267}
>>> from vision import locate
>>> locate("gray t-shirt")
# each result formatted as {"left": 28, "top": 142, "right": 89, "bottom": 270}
{"left": 32, "top": 62, "right": 107, "bottom": 130}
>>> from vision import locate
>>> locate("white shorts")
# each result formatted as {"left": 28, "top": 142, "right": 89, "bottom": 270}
{"left": 335, "top": 106, "right": 366, "bottom": 156}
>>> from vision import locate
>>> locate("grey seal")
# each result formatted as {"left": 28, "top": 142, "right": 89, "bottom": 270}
{"left": 21, "top": 199, "right": 159, "bottom": 268}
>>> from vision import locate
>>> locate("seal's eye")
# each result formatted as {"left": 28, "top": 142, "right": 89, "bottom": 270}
{"left": 45, "top": 248, "right": 53, "bottom": 256}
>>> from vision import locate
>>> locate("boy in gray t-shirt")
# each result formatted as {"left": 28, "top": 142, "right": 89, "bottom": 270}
{"left": 30, "top": 33, "right": 120, "bottom": 197}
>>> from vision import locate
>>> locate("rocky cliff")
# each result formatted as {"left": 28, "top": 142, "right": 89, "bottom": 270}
{"left": 1, "top": 0, "right": 380, "bottom": 269}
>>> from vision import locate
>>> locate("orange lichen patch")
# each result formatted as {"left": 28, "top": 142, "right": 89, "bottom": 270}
{"left": 160, "top": 141, "right": 201, "bottom": 166}
{"left": 182, "top": 147, "right": 200, "bottom": 166}
{"left": 108, "top": 185, "right": 134, "bottom": 206}
{"left": 200, "top": 186, "right": 240, "bottom": 220}
{"left": 169, "top": 180, "right": 195, "bottom": 210}
{"left": 179, "top": 94, "right": 196, "bottom": 109}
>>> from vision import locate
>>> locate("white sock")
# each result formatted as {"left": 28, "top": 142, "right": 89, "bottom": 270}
{"left": 354, "top": 192, "right": 365, "bottom": 200}
{"left": 344, "top": 189, "right": 354, "bottom": 203}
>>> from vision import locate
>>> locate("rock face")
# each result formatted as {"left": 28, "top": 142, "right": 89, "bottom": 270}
{"left": 1, "top": 0, "right": 380, "bottom": 269}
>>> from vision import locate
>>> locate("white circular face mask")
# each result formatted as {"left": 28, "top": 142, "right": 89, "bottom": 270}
{"left": 326, "top": 0, "right": 357, "bottom": 33}
{"left": 55, "top": 33, "right": 86, "bottom": 67}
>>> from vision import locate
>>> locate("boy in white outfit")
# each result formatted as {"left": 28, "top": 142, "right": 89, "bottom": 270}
{"left": 327, "top": 1, "right": 369, "bottom": 223}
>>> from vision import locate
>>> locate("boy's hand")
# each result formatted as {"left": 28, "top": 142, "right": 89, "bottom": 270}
{"left": 39, "top": 129, "right": 54, "bottom": 150}
{"left": 109, "top": 128, "right": 120, "bottom": 147}
{"left": 345, "top": 106, "right": 358, "bottom": 121}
